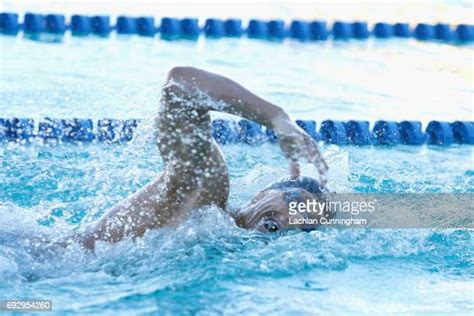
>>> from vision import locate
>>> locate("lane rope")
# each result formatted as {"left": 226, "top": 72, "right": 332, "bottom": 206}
{"left": 0, "top": 13, "right": 473, "bottom": 43}
{"left": 0, "top": 118, "right": 472, "bottom": 145}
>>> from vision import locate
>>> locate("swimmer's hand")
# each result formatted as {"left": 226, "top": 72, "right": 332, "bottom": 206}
{"left": 272, "top": 114, "right": 328, "bottom": 186}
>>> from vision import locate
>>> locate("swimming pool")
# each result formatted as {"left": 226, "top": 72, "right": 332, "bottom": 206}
{"left": 0, "top": 33, "right": 473, "bottom": 314}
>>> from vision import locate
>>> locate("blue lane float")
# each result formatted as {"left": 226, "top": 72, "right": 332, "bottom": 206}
{"left": 373, "top": 22, "right": 393, "bottom": 38}
{"left": 345, "top": 120, "right": 371, "bottom": 145}
{"left": 247, "top": 19, "right": 268, "bottom": 39}
{"left": 180, "top": 18, "right": 200, "bottom": 39}
{"left": 204, "top": 19, "right": 225, "bottom": 38}
{"left": 296, "top": 120, "right": 320, "bottom": 141}
{"left": 238, "top": 119, "right": 265, "bottom": 144}
{"left": 456, "top": 24, "right": 474, "bottom": 42}
{"left": 289, "top": 20, "right": 310, "bottom": 41}
{"left": 24, "top": 13, "right": 45, "bottom": 34}
{"left": 451, "top": 121, "right": 474, "bottom": 144}
{"left": 265, "top": 128, "right": 277, "bottom": 143}
{"left": 45, "top": 14, "right": 66, "bottom": 34}
{"left": 414, "top": 23, "right": 435, "bottom": 41}
{"left": 97, "top": 119, "right": 119, "bottom": 142}
{"left": 122, "top": 119, "right": 138, "bottom": 142}
{"left": 426, "top": 121, "right": 454, "bottom": 145}
{"left": 116, "top": 16, "right": 137, "bottom": 34}
{"left": 224, "top": 19, "right": 242, "bottom": 37}
{"left": 0, "top": 118, "right": 473, "bottom": 146}
{"left": 309, "top": 21, "right": 328, "bottom": 40}
{"left": 71, "top": 15, "right": 92, "bottom": 36}
{"left": 91, "top": 15, "right": 111, "bottom": 36}
{"left": 320, "top": 120, "right": 347, "bottom": 145}
{"left": 372, "top": 120, "right": 401, "bottom": 145}
{"left": 97, "top": 119, "right": 137, "bottom": 143}
{"left": 212, "top": 119, "right": 238, "bottom": 144}
{"left": 268, "top": 20, "right": 286, "bottom": 40}
{"left": 61, "top": 119, "right": 94, "bottom": 142}
{"left": 394, "top": 23, "right": 411, "bottom": 37}
{"left": 398, "top": 121, "right": 426, "bottom": 145}
{"left": 137, "top": 17, "right": 155, "bottom": 36}
{"left": 4, "top": 118, "right": 34, "bottom": 140}
{"left": 435, "top": 23, "right": 453, "bottom": 41}
{"left": 38, "top": 118, "right": 63, "bottom": 140}
{"left": 352, "top": 22, "right": 370, "bottom": 39}
{"left": 0, "top": 12, "right": 19, "bottom": 35}
{"left": 332, "top": 21, "right": 352, "bottom": 40}
{"left": 160, "top": 17, "right": 180, "bottom": 39}
{"left": 0, "top": 119, "right": 13, "bottom": 140}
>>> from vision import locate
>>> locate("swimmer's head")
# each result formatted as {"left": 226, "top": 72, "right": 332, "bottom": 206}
{"left": 233, "top": 177, "right": 331, "bottom": 233}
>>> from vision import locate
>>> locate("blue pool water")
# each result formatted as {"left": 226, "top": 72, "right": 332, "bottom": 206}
{"left": 0, "top": 34, "right": 473, "bottom": 314}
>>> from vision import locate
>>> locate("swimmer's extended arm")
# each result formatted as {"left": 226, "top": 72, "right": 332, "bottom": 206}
{"left": 165, "top": 66, "right": 328, "bottom": 182}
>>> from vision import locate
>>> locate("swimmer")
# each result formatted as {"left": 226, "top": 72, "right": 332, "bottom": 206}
{"left": 74, "top": 67, "right": 329, "bottom": 249}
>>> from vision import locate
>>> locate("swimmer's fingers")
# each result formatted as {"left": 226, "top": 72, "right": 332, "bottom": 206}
{"left": 285, "top": 145, "right": 301, "bottom": 179}
{"left": 277, "top": 133, "right": 302, "bottom": 179}
{"left": 303, "top": 135, "right": 329, "bottom": 187}
{"left": 289, "top": 159, "right": 300, "bottom": 179}
{"left": 275, "top": 123, "right": 325, "bottom": 181}
{"left": 308, "top": 140, "right": 328, "bottom": 174}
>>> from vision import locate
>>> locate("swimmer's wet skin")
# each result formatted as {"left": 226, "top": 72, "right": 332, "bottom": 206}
{"left": 73, "top": 67, "right": 329, "bottom": 250}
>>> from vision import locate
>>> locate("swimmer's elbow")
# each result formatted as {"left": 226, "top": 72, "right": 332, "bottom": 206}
{"left": 167, "top": 66, "right": 196, "bottom": 81}
{"left": 162, "top": 67, "right": 190, "bottom": 102}
{"left": 164, "top": 66, "right": 198, "bottom": 98}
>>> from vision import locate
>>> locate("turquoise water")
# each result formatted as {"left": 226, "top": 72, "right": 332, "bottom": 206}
{"left": 0, "top": 34, "right": 473, "bottom": 314}
{"left": 0, "top": 35, "right": 472, "bottom": 122}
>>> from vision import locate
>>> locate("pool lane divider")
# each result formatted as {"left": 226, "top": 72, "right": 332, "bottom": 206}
{"left": 1, "top": 13, "right": 473, "bottom": 43}
{"left": 0, "top": 118, "right": 472, "bottom": 146}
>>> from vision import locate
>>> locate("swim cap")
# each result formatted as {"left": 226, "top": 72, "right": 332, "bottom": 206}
{"left": 264, "top": 176, "right": 329, "bottom": 208}
{"left": 265, "top": 176, "right": 327, "bottom": 195}
{"left": 265, "top": 177, "right": 330, "bottom": 232}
